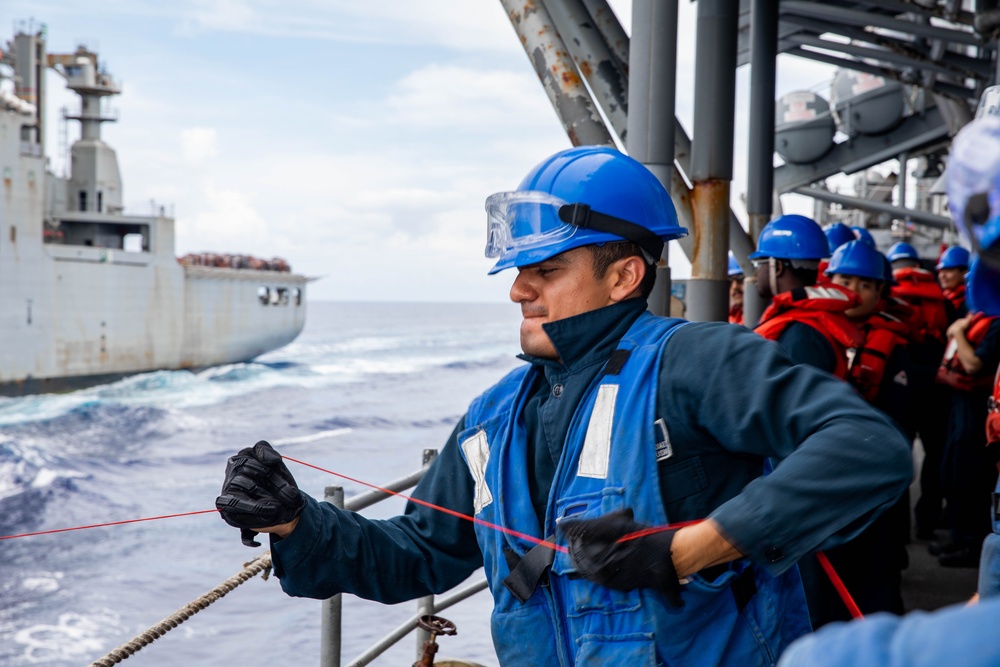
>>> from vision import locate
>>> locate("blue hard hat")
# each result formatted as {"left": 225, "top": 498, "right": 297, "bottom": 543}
{"left": 936, "top": 246, "right": 971, "bottom": 270}
{"left": 886, "top": 241, "right": 919, "bottom": 263}
{"left": 728, "top": 253, "right": 744, "bottom": 278}
{"left": 881, "top": 254, "right": 897, "bottom": 285}
{"left": 749, "top": 214, "right": 829, "bottom": 261}
{"left": 851, "top": 226, "right": 876, "bottom": 246}
{"left": 485, "top": 146, "right": 688, "bottom": 274}
{"left": 825, "top": 240, "right": 886, "bottom": 281}
{"left": 823, "top": 222, "right": 855, "bottom": 254}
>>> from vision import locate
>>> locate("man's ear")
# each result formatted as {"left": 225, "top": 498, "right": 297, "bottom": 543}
{"left": 609, "top": 255, "right": 647, "bottom": 301}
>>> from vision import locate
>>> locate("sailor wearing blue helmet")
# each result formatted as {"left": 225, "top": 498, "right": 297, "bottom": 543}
{"left": 777, "top": 110, "right": 1000, "bottom": 667}
{"left": 217, "top": 147, "right": 910, "bottom": 667}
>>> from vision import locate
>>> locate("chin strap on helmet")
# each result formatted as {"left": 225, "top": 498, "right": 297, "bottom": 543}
{"left": 558, "top": 203, "right": 664, "bottom": 264}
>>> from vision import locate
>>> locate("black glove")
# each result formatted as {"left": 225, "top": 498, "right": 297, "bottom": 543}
{"left": 560, "top": 508, "right": 683, "bottom": 608}
{"left": 216, "top": 440, "right": 304, "bottom": 547}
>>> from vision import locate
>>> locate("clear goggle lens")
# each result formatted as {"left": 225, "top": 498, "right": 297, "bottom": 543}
{"left": 484, "top": 191, "right": 579, "bottom": 259}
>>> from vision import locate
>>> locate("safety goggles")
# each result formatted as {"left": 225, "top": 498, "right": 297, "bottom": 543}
{"left": 485, "top": 190, "right": 665, "bottom": 264}
{"left": 485, "top": 191, "right": 577, "bottom": 259}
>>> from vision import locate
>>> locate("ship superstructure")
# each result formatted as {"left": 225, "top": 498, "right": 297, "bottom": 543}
{"left": 0, "top": 25, "right": 309, "bottom": 395}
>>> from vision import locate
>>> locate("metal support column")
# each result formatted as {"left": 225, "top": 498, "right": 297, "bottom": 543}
{"left": 500, "top": 0, "right": 615, "bottom": 146}
{"left": 688, "top": 0, "right": 738, "bottom": 322}
{"left": 320, "top": 485, "right": 346, "bottom": 667}
{"left": 743, "top": 0, "right": 778, "bottom": 328}
{"left": 627, "top": 0, "right": 679, "bottom": 316}
{"left": 898, "top": 152, "right": 908, "bottom": 212}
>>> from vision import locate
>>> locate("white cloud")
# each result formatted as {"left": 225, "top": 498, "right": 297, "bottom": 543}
{"left": 179, "top": 127, "right": 219, "bottom": 162}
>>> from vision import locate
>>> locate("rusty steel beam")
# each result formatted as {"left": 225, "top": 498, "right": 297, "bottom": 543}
{"left": 542, "top": 0, "right": 629, "bottom": 141}
{"left": 581, "top": 0, "right": 630, "bottom": 73}
{"left": 500, "top": 0, "right": 615, "bottom": 146}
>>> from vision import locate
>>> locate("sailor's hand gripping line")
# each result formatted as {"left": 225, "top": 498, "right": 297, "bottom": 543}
{"left": 1, "top": 449, "right": 864, "bottom": 621}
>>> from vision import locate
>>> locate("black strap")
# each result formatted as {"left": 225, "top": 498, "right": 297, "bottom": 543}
{"left": 502, "top": 535, "right": 557, "bottom": 603}
{"left": 730, "top": 567, "right": 758, "bottom": 613}
{"left": 558, "top": 203, "right": 664, "bottom": 262}
{"left": 603, "top": 349, "right": 632, "bottom": 376}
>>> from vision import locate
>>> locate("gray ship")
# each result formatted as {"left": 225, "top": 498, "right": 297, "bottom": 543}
{"left": 0, "top": 26, "right": 310, "bottom": 396}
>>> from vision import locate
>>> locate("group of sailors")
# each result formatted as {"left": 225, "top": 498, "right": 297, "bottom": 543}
{"left": 726, "top": 214, "right": 1000, "bottom": 627}
{"left": 178, "top": 252, "right": 292, "bottom": 272}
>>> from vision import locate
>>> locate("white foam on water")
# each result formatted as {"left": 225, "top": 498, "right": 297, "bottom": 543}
{"left": 272, "top": 428, "right": 353, "bottom": 446}
{"left": 21, "top": 573, "right": 62, "bottom": 594}
{"left": 13, "top": 609, "right": 120, "bottom": 663}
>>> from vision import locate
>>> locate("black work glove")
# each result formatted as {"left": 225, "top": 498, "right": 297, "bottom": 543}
{"left": 216, "top": 440, "right": 304, "bottom": 547}
{"left": 560, "top": 508, "right": 683, "bottom": 608}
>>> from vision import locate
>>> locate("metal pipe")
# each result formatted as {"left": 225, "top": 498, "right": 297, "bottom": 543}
{"left": 499, "top": 0, "right": 615, "bottom": 146}
{"left": 898, "top": 152, "right": 909, "bottom": 210}
{"left": 781, "top": 1, "right": 983, "bottom": 46}
{"left": 627, "top": 0, "right": 679, "bottom": 315}
{"left": 793, "top": 186, "right": 952, "bottom": 229}
{"left": 321, "top": 485, "right": 346, "bottom": 667}
{"left": 788, "top": 33, "right": 966, "bottom": 78}
{"left": 542, "top": 0, "right": 629, "bottom": 141}
{"left": 688, "top": 0, "right": 738, "bottom": 323}
{"left": 744, "top": 0, "right": 778, "bottom": 328}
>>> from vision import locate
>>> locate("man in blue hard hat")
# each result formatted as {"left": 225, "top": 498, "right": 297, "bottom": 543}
{"left": 937, "top": 245, "right": 971, "bottom": 322}
{"left": 215, "top": 147, "right": 911, "bottom": 666}
{"left": 751, "top": 214, "right": 863, "bottom": 378}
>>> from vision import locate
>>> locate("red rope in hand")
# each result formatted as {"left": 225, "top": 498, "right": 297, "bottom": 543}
{"left": 0, "top": 509, "right": 219, "bottom": 541}
{"left": 0, "top": 454, "right": 866, "bottom": 622}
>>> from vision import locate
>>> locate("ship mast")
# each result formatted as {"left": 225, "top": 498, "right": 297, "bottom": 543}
{"left": 48, "top": 46, "right": 123, "bottom": 214}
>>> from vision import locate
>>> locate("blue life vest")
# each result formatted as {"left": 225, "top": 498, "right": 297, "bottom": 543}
{"left": 458, "top": 311, "right": 810, "bottom": 666}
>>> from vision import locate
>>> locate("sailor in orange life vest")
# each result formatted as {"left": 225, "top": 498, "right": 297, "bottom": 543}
{"left": 727, "top": 253, "right": 745, "bottom": 325}
{"left": 752, "top": 214, "right": 863, "bottom": 379}
{"left": 215, "top": 147, "right": 912, "bottom": 667}
{"left": 936, "top": 245, "right": 971, "bottom": 322}
{"left": 801, "top": 240, "right": 913, "bottom": 627}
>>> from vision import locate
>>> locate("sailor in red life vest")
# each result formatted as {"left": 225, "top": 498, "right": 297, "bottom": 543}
{"left": 933, "top": 301, "right": 1000, "bottom": 565}
{"left": 752, "top": 214, "right": 863, "bottom": 378}
{"left": 937, "top": 246, "right": 970, "bottom": 322}
{"left": 727, "top": 253, "right": 745, "bottom": 325}
{"left": 797, "top": 240, "right": 912, "bottom": 627}
{"left": 886, "top": 241, "right": 952, "bottom": 540}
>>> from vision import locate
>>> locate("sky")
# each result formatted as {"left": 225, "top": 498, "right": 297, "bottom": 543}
{"left": 1, "top": 1, "right": 833, "bottom": 303}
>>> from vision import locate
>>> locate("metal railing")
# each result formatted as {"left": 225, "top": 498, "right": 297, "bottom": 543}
{"left": 319, "top": 448, "right": 489, "bottom": 667}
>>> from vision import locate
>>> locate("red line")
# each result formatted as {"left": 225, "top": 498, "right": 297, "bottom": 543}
{"left": 282, "top": 455, "right": 567, "bottom": 553}
{"left": 0, "top": 509, "right": 219, "bottom": 541}
{"left": 816, "top": 551, "right": 864, "bottom": 619}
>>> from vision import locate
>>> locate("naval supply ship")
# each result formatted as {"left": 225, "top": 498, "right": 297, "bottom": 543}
{"left": 0, "top": 25, "right": 310, "bottom": 396}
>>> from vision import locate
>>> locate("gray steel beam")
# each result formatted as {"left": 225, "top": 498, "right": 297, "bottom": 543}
{"left": 689, "top": 0, "right": 738, "bottom": 323}
{"left": 500, "top": 0, "right": 614, "bottom": 146}
{"left": 542, "top": 0, "right": 629, "bottom": 141}
{"left": 781, "top": 1, "right": 983, "bottom": 47}
{"left": 627, "top": 0, "right": 679, "bottom": 316}
{"left": 581, "top": 0, "right": 630, "bottom": 73}
{"left": 794, "top": 186, "right": 951, "bottom": 229}
{"left": 786, "top": 46, "right": 976, "bottom": 99}
{"left": 788, "top": 33, "right": 966, "bottom": 79}
{"left": 779, "top": 14, "right": 994, "bottom": 80}
{"left": 774, "top": 105, "right": 950, "bottom": 193}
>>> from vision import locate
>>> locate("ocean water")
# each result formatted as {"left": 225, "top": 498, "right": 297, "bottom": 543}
{"left": 0, "top": 301, "right": 523, "bottom": 667}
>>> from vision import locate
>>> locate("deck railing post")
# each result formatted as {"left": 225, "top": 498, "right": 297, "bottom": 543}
{"left": 320, "top": 485, "right": 345, "bottom": 667}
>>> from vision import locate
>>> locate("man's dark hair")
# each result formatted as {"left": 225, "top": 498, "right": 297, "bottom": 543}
{"left": 587, "top": 242, "right": 657, "bottom": 298}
